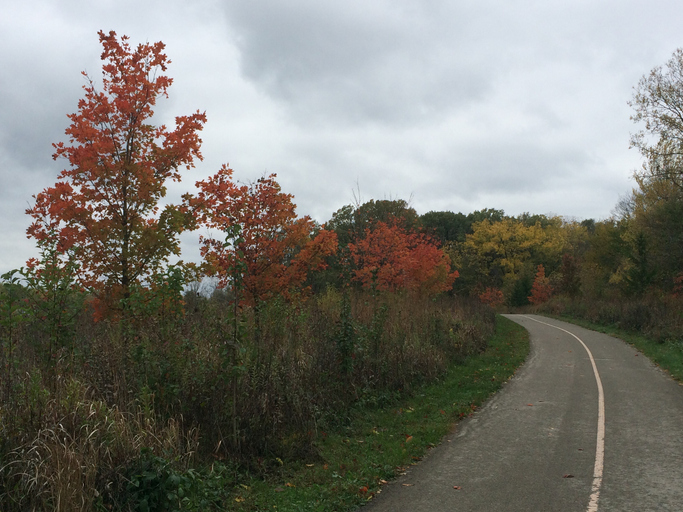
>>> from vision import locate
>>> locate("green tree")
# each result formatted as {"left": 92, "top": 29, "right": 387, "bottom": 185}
{"left": 22, "top": 234, "right": 83, "bottom": 357}
{"left": 517, "top": 212, "right": 555, "bottom": 229}
{"left": 420, "top": 210, "right": 470, "bottom": 244}
{"left": 0, "top": 270, "right": 29, "bottom": 400}
{"left": 467, "top": 208, "right": 506, "bottom": 225}
{"left": 580, "top": 219, "right": 628, "bottom": 299}
{"left": 623, "top": 231, "right": 655, "bottom": 295}
{"left": 627, "top": 48, "right": 683, "bottom": 291}
{"left": 558, "top": 253, "right": 581, "bottom": 298}
{"left": 357, "top": 199, "right": 419, "bottom": 229}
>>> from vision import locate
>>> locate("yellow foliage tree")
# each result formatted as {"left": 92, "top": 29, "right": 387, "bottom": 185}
{"left": 461, "top": 218, "right": 567, "bottom": 290}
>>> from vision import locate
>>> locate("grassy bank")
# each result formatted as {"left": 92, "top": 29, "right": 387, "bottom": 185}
{"left": 544, "top": 313, "right": 683, "bottom": 382}
{"left": 224, "top": 315, "right": 529, "bottom": 511}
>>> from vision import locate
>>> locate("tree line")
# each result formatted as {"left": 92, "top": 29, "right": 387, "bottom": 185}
{"left": 20, "top": 32, "right": 682, "bottom": 323}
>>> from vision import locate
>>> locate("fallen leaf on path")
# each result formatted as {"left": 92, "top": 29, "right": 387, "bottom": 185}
{"left": 453, "top": 486, "right": 462, "bottom": 490}
{"left": 526, "top": 404, "right": 534, "bottom": 406}
{"left": 402, "top": 483, "right": 414, "bottom": 487}
{"left": 379, "top": 479, "right": 388, "bottom": 484}
{"left": 563, "top": 474, "right": 574, "bottom": 478}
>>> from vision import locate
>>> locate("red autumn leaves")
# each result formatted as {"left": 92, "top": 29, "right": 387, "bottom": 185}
{"left": 528, "top": 264, "right": 553, "bottom": 305}
{"left": 190, "top": 165, "right": 338, "bottom": 305}
{"left": 348, "top": 221, "right": 458, "bottom": 295}
{"left": 26, "top": 30, "right": 205, "bottom": 311}
{"left": 190, "top": 166, "right": 458, "bottom": 305}
{"left": 24, "top": 31, "right": 459, "bottom": 318}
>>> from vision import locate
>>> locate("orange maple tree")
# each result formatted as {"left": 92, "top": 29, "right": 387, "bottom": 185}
{"left": 348, "top": 220, "right": 458, "bottom": 295}
{"left": 189, "top": 166, "right": 338, "bottom": 305}
{"left": 25, "top": 31, "right": 206, "bottom": 316}
{"left": 529, "top": 264, "right": 553, "bottom": 304}
{"left": 478, "top": 287, "right": 505, "bottom": 308}
{"left": 673, "top": 272, "right": 683, "bottom": 298}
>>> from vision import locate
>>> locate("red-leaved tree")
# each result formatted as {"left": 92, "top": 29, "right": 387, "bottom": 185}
{"left": 529, "top": 264, "right": 553, "bottom": 304}
{"left": 478, "top": 287, "right": 505, "bottom": 308}
{"left": 348, "top": 220, "right": 458, "bottom": 295}
{"left": 26, "top": 31, "right": 206, "bottom": 317}
{"left": 673, "top": 272, "right": 683, "bottom": 298}
{"left": 189, "top": 166, "right": 338, "bottom": 305}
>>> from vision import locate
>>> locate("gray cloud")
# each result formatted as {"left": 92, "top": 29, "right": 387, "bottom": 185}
{"left": 222, "top": 1, "right": 493, "bottom": 126}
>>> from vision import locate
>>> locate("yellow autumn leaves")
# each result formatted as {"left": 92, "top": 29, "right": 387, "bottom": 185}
{"left": 449, "top": 217, "right": 584, "bottom": 294}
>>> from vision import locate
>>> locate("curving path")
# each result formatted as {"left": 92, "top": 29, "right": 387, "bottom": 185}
{"left": 361, "top": 315, "right": 683, "bottom": 511}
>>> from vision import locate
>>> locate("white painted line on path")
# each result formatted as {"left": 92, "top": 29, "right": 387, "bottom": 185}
{"left": 523, "top": 316, "right": 605, "bottom": 512}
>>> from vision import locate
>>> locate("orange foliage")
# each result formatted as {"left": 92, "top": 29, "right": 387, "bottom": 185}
{"left": 529, "top": 264, "right": 553, "bottom": 305}
{"left": 190, "top": 166, "right": 338, "bottom": 305}
{"left": 478, "top": 287, "right": 505, "bottom": 308}
{"left": 25, "top": 31, "right": 206, "bottom": 313}
{"left": 673, "top": 273, "right": 683, "bottom": 298}
{"left": 348, "top": 220, "right": 457, "bottom": 295}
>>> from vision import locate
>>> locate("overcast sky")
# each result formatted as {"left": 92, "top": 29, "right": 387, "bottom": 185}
{"left": 2, "top": 0, "right": 682, "bottom": 273}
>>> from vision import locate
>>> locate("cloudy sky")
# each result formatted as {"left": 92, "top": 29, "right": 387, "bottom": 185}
{"left": 2, "top": 0, "right": 682, "bottom": 273}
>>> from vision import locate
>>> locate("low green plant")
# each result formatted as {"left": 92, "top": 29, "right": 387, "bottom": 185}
{"left": 0, "top": 269, "right": 29, "bottom": 401}
{"left": 21, "top": 236, "right": 83, "bottom": 360}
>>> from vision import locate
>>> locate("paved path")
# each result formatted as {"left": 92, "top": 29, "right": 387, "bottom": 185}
{"left": 361, "top": 315, "right": 683, "bottom": 511}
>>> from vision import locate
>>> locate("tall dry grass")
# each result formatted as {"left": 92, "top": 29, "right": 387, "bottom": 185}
{"left": 0, "top": 287, "right": 494, "bottom": 509}
{"left": 541, "top": 291, "right": 683, "bottom": 343}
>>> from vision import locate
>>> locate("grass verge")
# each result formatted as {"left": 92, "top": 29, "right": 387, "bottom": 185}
{"left": 223, "top": 315, "right": 529, "bottom": 511}
{"left": 545, "top": 313, "right": 683, "bottom": 383}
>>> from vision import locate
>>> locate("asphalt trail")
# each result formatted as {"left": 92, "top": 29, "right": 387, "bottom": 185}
{"left": 361, "top": 314, "right": 683, "bottom": 511}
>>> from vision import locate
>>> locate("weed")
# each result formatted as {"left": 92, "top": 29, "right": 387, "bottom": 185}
{"left": 0, "top": 285, "right": 500, "bottom": 509}
{"left": 225, "top": 316, "right": 529, "bottom": 511}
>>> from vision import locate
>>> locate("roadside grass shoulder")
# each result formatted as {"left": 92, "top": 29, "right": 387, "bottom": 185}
{"left": 227, "top": 315, "right": 529, "bottom": 511}
{"left": 546, "top": 314, "right": 683, "bottom": 382}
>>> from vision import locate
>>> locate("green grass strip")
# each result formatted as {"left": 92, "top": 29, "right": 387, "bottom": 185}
{"left": 226, "top": 315, "right": 529, "bottom": 511}
{"left": 546, "top": 314, "right": 683, "bottom": 383}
